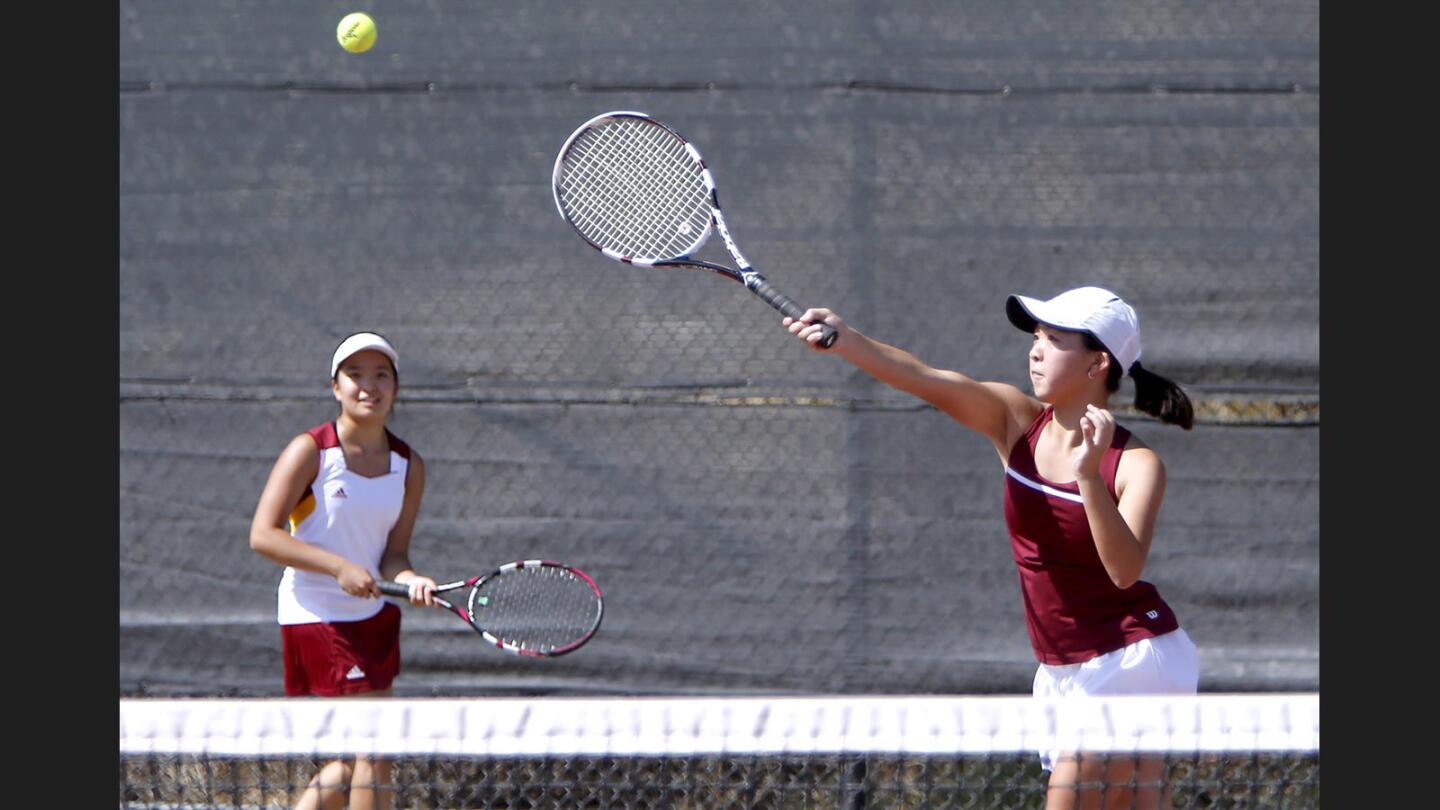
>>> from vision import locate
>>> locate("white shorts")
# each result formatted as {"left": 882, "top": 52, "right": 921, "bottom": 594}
{"left": 1031, "top": 628, "right": 1200, "bottom": 771}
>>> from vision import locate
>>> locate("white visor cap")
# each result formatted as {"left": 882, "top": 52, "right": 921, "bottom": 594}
{"left": 1005, "top": 286, "right": 1142, "bottom": 374}
{"left": 330, "top": 332, "right": 399, "bottom": 379}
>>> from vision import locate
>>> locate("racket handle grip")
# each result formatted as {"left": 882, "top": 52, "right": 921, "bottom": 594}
{"left": 377, "top": 581, "right": 412, "bottom": 597}
{"left": 748, "top": 276, "right": 839, "bottom": 349}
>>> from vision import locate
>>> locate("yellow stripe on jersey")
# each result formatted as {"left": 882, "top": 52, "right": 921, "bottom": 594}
{"left": 288, "top": 490, "right": 316, "bottom": 534}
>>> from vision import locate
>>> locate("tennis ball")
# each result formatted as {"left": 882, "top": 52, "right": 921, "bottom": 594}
{"left": 337, "top": 12, "right": 377, "bottom": 53}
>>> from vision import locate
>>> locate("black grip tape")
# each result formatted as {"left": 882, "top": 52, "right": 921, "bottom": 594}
{"left": 749, "top": 277, "right": 839, "bottom": 349}
{"left": 377, "top": 581, "right": 412, "bottom": 597}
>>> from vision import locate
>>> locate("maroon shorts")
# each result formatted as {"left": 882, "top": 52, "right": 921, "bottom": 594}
{"left": 281, "top": 602, "right": 401, "bottom": 696}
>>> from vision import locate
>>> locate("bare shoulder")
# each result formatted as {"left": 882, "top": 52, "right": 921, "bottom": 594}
{"left": 1119, "top": 429, "right": 1160, "bottom": 460}
{"left": 982, "top": 380, "right": 1043, "bottom": 415}
{"left": 1116, "top": 431, "right": 1166, "bottom": 490}
{"left": 277, "top": 432, "right": 320, "bottom": 467}
{"left": 254, "top": 432, "right": 321, "bottom": 524}
{"left": 980, "top": 381, "right": 1044, "bottom": 455}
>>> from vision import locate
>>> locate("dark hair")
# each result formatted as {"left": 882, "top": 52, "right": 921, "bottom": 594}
{"left": 1081, "top": 333, "right": 1194, "bottom": 430}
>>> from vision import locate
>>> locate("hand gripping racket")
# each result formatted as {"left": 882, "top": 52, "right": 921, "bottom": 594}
{"left": 379, "top": 560, "right": 603, "bottom": 658}
{"left": 552, "top": 110, "right": 838, "bottom": 348}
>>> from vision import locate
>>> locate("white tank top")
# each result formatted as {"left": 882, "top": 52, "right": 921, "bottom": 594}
{"left": 276, "top": 422, "right": 411, "bottom": 625}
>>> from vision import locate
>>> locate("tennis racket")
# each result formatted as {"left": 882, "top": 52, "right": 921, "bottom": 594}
{"left": 552, "top": 110, "right": 838, "bottom": 348}
{"left": 379, "top": 560, "right": 603, "bottom": 658}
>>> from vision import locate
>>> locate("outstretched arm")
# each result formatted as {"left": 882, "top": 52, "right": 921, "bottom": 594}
{"left": 786, "top": 309, "right": 1042, "bottom": 456}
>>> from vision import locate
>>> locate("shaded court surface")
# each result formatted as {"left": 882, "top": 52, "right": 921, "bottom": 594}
{"left": 120, "top": 1, "right": 1319, "bottom": 697}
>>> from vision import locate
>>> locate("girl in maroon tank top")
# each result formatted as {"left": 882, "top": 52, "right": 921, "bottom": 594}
{"left": 784, "top": 286, "right": 1197, "bottom": 810}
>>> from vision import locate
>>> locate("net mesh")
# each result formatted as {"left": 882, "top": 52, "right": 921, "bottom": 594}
{"left": 120, "top": 694, "right": 1319, "bottom": 809}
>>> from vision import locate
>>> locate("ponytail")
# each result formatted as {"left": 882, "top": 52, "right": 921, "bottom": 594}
{"left": 1129, "top": 361, "right": 1194, "bottom": 430}
{"left": 1081, "top": 332, "right": 1193, "bottom": 429}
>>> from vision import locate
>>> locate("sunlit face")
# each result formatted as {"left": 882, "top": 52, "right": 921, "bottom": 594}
{"left": 331, "top": 349, "right": 397, "bottom": 420}
{"left": 1027, "top": 324, "right": 1104, "bottom": 402}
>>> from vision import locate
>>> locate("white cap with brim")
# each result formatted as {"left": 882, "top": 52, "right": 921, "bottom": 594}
{"left": 1005, "top": 286, "right": 1142, "bottom": 374}
{"left": 330, "top": 332, "right": 399, "bottom": 379}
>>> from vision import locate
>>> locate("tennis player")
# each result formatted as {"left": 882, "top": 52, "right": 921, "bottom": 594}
{"left": 249, "top": 331, "right": 438, "bottom": 810}
{"left": 787, "top": 287, "right": 1199, "bottom": 810}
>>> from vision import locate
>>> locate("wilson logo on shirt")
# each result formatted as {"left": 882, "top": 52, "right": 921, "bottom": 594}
{"left": 1145, "top": 610, "right": 1159, "bottom": 620}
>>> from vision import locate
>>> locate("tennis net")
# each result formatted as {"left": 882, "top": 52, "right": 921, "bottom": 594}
{"left": 120, "top": 693, "right": 1318, "bottom": 809}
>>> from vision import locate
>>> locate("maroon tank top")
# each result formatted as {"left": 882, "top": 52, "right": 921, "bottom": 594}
{"left": 1003, "top": 407, "right": 1180, "bottom": 665}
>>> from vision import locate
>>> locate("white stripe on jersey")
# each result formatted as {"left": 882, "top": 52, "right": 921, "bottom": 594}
{"left": 1005, "top": 467, "right": 1086, "bottom": 504}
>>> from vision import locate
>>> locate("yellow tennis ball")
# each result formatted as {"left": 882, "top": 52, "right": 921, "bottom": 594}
{"left": 336, "top": 12, "right": 377, "bottom": 53}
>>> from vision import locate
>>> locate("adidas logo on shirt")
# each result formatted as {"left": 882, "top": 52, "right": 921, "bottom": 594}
{"left": 333, "top": 487, "right": 348, "bottom": 499}
{"left": 345, "top": 665, "right": 366, "bottom": 680}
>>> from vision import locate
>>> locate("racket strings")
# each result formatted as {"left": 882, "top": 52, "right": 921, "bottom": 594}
{"left": 558, "top": 118, "right": 712, "bottom": 260}
{"left": 568, "top": 121, "right": 691, "bottom": 250}
{"left": 566, "top": 122, "right": 698, "bottom": 256}
{"left": 471, "top": 566, "right": 601, "bottom": 652}
{"left": 592, "top": 127, "right": 696, "bottom": 254}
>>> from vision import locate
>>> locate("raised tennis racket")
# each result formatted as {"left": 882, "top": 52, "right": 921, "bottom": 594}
{"left": 379, "top": 560, "right": 603, "bottom": 658}
{"left": 552, "top": 110, "right": 838, "bottom": 348}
